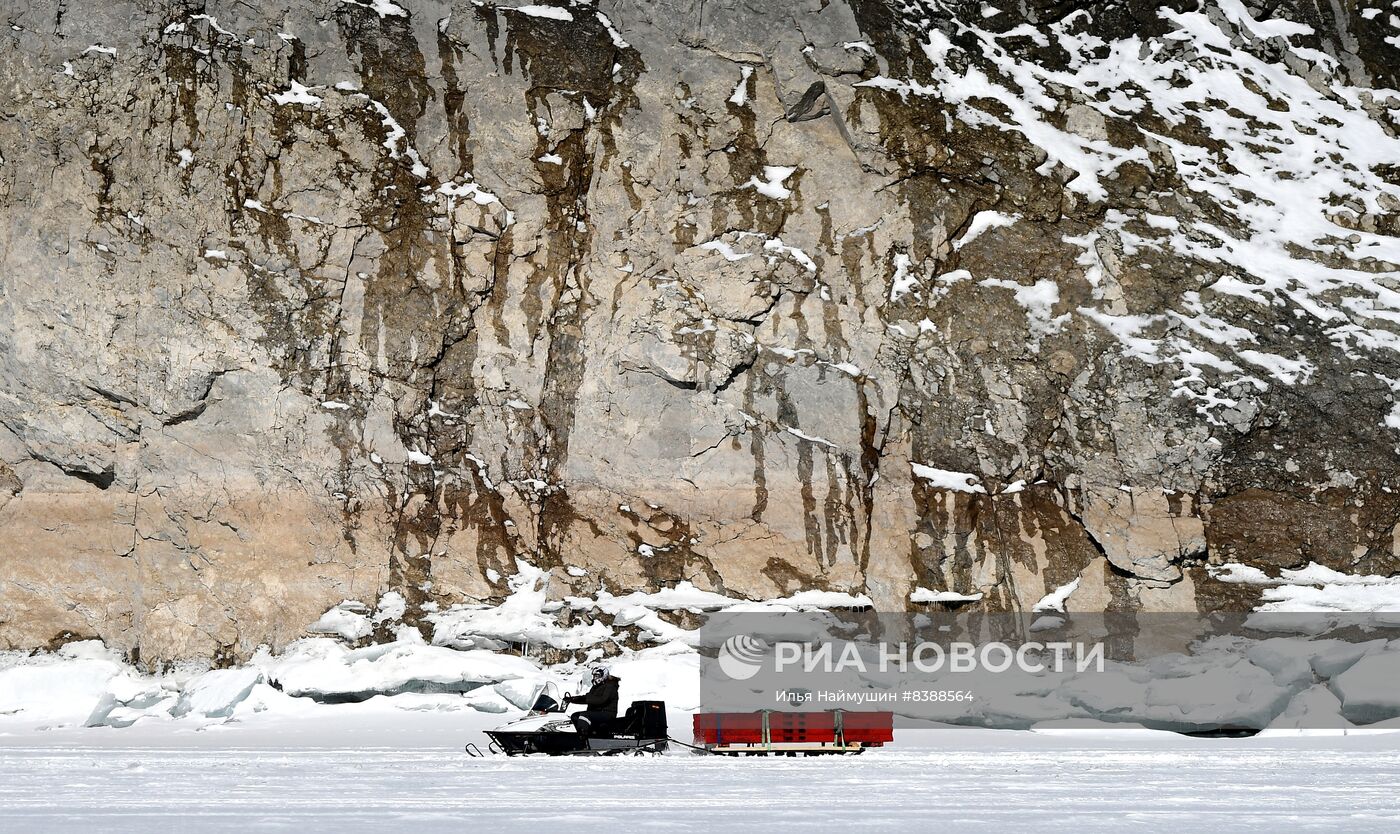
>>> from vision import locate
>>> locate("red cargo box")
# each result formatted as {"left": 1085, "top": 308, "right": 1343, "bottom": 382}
{"left": 769, "top": 711, "right": 835, "bottom": 729}
{"left": 693, "top": 712, "right": 765, "bottom": 745}
{"left": 694, "top": 710, "right": 894, "bottom": 746}
{"left": 841, "top": 710, "right": 894, "bottom": 744}
{"left": 769, "top": 711, "right": 836, "bottom": 742}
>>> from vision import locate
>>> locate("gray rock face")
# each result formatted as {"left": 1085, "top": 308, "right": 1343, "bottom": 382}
{"left": 1, "top": 0, "right": 1398, "bottom": 663}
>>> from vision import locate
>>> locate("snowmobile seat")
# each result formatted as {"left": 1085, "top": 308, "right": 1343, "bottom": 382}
{"left": 614, "top": 700, "right": 668, "bottom": 738}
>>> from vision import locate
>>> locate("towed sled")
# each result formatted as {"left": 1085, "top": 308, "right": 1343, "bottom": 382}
{"left": 692, "top": 709, "right": 894, "bottom": 755}
{"left": 477, "top": 683, "right": 669, "bottom": 756}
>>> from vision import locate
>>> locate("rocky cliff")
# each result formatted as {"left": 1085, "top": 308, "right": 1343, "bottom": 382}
{"left": 1, "top": 0, "right": 1398, "bottom": 664}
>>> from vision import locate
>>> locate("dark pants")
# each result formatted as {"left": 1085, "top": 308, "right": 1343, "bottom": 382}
{"left": 571, "top": 710, "right": 613, "bottom": 737}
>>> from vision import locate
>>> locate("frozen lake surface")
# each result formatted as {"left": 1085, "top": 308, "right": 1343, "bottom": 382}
{"left": 2, "top": 725, "right": 1398, "bottom": 832}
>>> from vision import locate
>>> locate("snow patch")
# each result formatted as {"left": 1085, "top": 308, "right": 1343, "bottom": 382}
{"left": 911, "top": 588, "right": 985, "bottom": 604}
{"left": 954, "top": 211, "right": 1019, "bottom": 250}
{"left": 359, "top": 96, "right": 430, "bottom": 179}
{"left": 439, "top": 177, "right": 500, "bottom": 207}
{"left": 889, "top": 252, "right": 918, "bottom": 302}
{"left": 743, "top": 165, "right": 797, "bottom": 200}
{"left": 430, "top": 561, "right": 614, "bottom": 650}
{"left": 338, "top": 0, "right": 407, "bottom": 17}
{"left": 728, "top": 66, "right": 753, "bottom": 106}
{"left": 977, "top": 278, "right": 1067, "bottom": 350}
{"left": 595, "top": 11, "right": 629, "bottom": 48}
{"left": 783, "top": 426, "right": 837, "bottom": 449}
{"left": 910, "top": 464, "right": 987, "bottom": 493}
{"left": 308, "top": 602, "right": 373, "bottom": 642}
{"left": 698, "top": 240, "right": 751, "bottom": 262}
{"left": 1210, "top": 562, "right": 1400, "bottom": 614}
{"left": 510, "top": 5, "right": 573, "bottom": 21}
{"left": 1034, "top": 578, "right": 1081, "bottom": 613}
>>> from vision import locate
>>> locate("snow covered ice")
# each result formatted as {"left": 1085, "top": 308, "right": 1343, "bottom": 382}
{"left": 2, "top": 723, "right": 1399, "bottom": 832}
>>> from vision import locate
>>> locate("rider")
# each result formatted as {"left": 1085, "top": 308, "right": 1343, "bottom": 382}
{"left": 564, "top": 666, "right": 619, "bottom": 737}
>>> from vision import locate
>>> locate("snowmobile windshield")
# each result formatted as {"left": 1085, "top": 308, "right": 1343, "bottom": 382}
{"left": 530, "top": 681, "right": 564, "bottom": 713}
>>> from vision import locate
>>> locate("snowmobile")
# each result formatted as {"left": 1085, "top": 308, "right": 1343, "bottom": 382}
{"left": 478, "top": 682, "right": 669, "bottom": 756}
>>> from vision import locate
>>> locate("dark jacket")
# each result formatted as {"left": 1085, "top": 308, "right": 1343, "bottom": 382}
{"left": 568, "top": 676, "right": 619, "bottom": 717}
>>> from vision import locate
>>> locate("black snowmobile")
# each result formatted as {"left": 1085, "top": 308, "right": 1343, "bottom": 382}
{"left": 481, "top": 682, "right": 669, "bottom": 756}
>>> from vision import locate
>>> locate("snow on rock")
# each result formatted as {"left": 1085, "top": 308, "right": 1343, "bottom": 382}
{"left": 438, "top": 177, "right": 500, "bottom": 207}
{"left": 510, "top": 5, "right": 573, "bottom": 21}
{"left": 781, "top": 590, "right": 874, "bottom": 609}
{"left": 587, "top": 581, "right": 744, "bottom": 614}
{"left": 375, "top": 591, "right": 407, "bottom": 624}
{"left": 595, "top": 11, "right": 629, "bottom": 49}
{"left": 888, "top": 252, "right": 918, "bottom": 302}
{"left": 728, "top": 66, "right": 753, "bottom": 106}
{"left": 1210, "top": 562, "right": 1400, "bottom": 614}
{"left": 698, "top": 239, "right": 751, "bottom": 262}
{"left": 307, "top": 602, "right": 374, "bottom": 642}
{"left": 359, "top": 96, "right": 430, "bottom": 179}
{"left": 271, "top": 80, "right": 321, "bottom": 107}
{"left": 954, "top": 210, "right": 1020, "bottom": 250}
{"left": 429, "top": 560, "right": 614, "bottom": 650}
{"left": 977, "top": 278, "right": 1067, "bottom": 350}
{"left": 743, "top": 165, "right": 797, "bottom": 200}
{"left": 338, "top": 0, "right": 407, "bottom": 17}
{"left": 759, "top": 236, "right": 817, "bottom": 272}
{"left": 910, "top": 464, "right": 987, "bottom": 493}
{"left": 857, "top": 1, "right": 1400, "bottom": 428}
{"left": 1033, "top": 577, "right": 1081, "bottom": 613}
{"left": 566, "top": 582, "right": 875, "bottom": 646}
{"left": 1208, "top": 563, "right": 1273, "bottom": 585}
{"left": 783, "top": 426, "right": 837, "bottom": 448}
{"left": 911, "top": 587, "right": 985, "bottom": 604}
